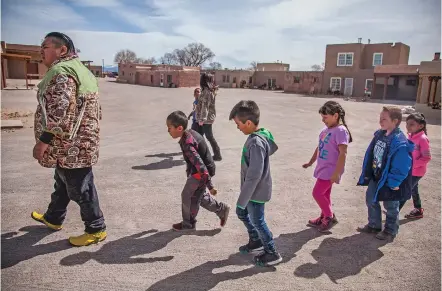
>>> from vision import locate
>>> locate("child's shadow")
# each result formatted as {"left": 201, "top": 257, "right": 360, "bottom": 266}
{"left": 2, "top": 225, "right": 70, "bottom": 269}
{"left": 294, "top": 232, "right": 390, "bottom": 283}
{"left": 60, "top": 228, "right": 221, "bottom": 266}
{"left": 132, "top": 153, "right": 184, "bottom": 171}
{"left": 146, "top": 228, "right": 323, "bottom": 291}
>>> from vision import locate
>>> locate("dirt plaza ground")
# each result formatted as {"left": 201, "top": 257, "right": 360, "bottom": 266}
{"left": 1, "top": 79, "right": 441, "bottom": 291}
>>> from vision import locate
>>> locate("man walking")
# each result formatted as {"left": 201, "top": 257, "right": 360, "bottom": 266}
{"left": 31, "top": 32, "right": 106, "bottom": 247}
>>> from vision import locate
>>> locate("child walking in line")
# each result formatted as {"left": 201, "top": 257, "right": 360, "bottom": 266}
{"left": 357, "top": 106, "right": 414, "bottom": 240}
{"left": 188, "top": 88, "right": 203, "bottom": 135}
{"left": 303, "top": 101, "right": 352, "bottom": 232}
{"left": 166, "top": 111, "right": 230, "bottom": 231}
{"left": 399, "top": 113, "right": 431, "bottom": 219}
{"left": 229, "top": 100, "right": 282, "bottom": 267}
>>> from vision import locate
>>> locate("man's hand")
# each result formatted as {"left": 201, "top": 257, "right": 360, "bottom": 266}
{"left": 302, "top": 162, "right": 313, "bottom": 168}
{"left": 330, "top": 172, "right": 340, "bottom": 184}
{"left": 209, "top": 188, "right": 218, "bottom": 196}
{"left": 391, "top": 187, "right": 399, "bottom": 190}
{"left": 33, "top": 141, "right": 49, "bottom": 160}
{"left": 198, "top": 121, "right": 204, "bottom": 126}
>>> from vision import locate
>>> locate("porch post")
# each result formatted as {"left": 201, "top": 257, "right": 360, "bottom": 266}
{"left": 383, "top": 75, "right": 389, "bottom": 100}
{"left": 416, "top": 76, "right": 423, "bottom": 103}
{"left": 1, "top": 57, "right": 6, "bottom": 90}
{"left": 25, "top": 59, "right": 28, "bottom": 90}
{"left": 372, "top": 75, "right": 376, "bottom": 98}
{"left": 432, "top": 77, "right": 440, "bottom": 103}
{"left": 427, "top": 76, "right": 434, "bottom": 105}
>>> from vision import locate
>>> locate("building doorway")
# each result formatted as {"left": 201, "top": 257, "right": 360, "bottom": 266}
{"left": 344, "top": 78, "right": 354, "bottom": 96}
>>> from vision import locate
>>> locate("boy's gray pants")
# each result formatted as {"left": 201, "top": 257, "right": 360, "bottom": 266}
{"left": 181, "top": 176, "right": 224, "bottom": 228}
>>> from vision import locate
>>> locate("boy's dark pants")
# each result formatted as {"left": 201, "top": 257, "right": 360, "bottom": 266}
{"left": 190, "top": 122, "right": 221, "bottom": 158}
{"left": 399, "top": 176, "right": 422, "bottom": 210}
{"left": 181, "top": 176, "right": 224, "bottom": 228}
{"left": 43, "top": 166, "right": 106, "bottom": 234}
{"left": 236, "top": 202, "right": 276, "bottom": 253}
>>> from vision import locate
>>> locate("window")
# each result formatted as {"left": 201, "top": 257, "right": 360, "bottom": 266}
{"left": 150, "top": 75, "right": 153, "bottom": 83}
{"left": 313, "top": 77, "right": 318, "bottom": 83}
{"left": 226, "top": 75, "right": 230, "bottom": 83}
{"left": 330, "top": 77, "right": 341, "bottom": 90}
{"left": 293, "top": 76, "right": 300, "bottom": 84}
{"left": 365, "top": 79, "right": 373, "bottom": 91}
{"left": 373, "top": 53, "right": 383, "bottom": 66}
{"left": 232, "top": 77, "right": 237, "bottom": 83}
{"left": 406, "top": 79, "right": 417, "bottom": 86}
{"left": 167, "top": 75, "right": 172, "bottom": 83}
{"left": 122, "top": 71, "right": 125, "bottom": 76}
{"left": 249, "top": 77, "right": 253, "bottom": 84}
{"left": 337, "top": 53, "right": 354, "bottom": 66}
{"left": 222, "top": 75, "right": 226, "bottom": 83}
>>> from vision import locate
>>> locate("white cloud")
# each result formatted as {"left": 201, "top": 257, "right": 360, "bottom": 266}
{"left": 1, "top": 0, "right": 440, "bottom": 69}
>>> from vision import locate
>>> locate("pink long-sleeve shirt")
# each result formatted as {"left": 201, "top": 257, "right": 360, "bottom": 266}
{"left": 409, "top": 131, "right": 431, "bottom": 177}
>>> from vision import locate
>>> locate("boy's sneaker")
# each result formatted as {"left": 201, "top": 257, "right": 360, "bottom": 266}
{"left": 357, "top": 224, "right": 382, "bottom": 233}
{"left": 239, "top": 239, "right": 264, "bottom": 254}
{"left": 254, "top": 251, "right": 283, "bottom": 267}
{"left": 172, "top": 222, "right": 195, "bottom": 231}
{"left": 31, "top": 211, "right": 63, "bottom": 231}
{"left": 219, "top": 205, "right": 230, "bottom": 227}
{"left": 405, "top": 208, "right": 424, "bottom": 219}
{"left": 375, "top": 230, "right": 396, "bottom": 241}
{"left": 69, "top": 231, "right": 107, "bottom": 247}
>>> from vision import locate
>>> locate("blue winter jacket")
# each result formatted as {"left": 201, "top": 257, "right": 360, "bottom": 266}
{"left": 357, "top": 128, "right": 414, "bottom": 202}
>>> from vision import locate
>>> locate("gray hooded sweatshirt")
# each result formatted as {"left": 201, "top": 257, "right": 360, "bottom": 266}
{"left": 238, "top": 128, "right": 278, "bottom": 209}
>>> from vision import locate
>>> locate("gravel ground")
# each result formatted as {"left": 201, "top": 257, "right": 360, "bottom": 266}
{"left": 1, "top": 79, "right": 440, "bottom": 291}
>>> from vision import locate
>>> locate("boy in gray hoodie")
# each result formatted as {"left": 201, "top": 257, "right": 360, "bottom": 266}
{"left": 229, "top": 100, "right": 282, "bottom": 267}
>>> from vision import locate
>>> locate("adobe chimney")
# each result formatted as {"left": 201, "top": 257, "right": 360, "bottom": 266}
{"left": 358, "top": 38, "right": 362, "bottom": 43}
{"left": 368, "top": 39, "right": 371, "bottom": 44}
{"left": 433, "top": 52, "right": 440, "bottom": 61}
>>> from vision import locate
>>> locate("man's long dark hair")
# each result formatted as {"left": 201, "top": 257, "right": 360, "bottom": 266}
{"left": 45, "top": 32, "right": 76, "bottom": 56}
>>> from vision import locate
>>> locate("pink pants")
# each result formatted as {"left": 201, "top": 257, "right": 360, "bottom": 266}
{"left": 312, "top": 178, "right": 333, "bottom": 218}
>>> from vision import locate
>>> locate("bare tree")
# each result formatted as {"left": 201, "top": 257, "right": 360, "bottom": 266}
{"left": 249, "top": 61, "right": 257, "bottom": 71}
{"left": 311, "top": 63, "right": 325, "bottom": 71}
{"left": 208, "top": 62, "right": 222, "bottom": 70}
{"left": 160, "top": 53, "right": 179, "bottom": 65}
{"left": 114, "top": 49, "right": 137, "bottom": 64}
{"left": 172, "top": 43, "right": 215, "bottom": 67}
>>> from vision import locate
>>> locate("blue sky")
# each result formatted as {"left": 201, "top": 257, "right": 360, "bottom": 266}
{"left": 1, "top": 0, "right": 441, "bottom": 69}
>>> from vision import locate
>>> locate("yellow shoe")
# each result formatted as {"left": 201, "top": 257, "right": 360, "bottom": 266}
{"left": 69, "top": 231, "right": 107, "bottom": 247}
{"left": 31, "top": 211, "right": 63, "bottom": 231}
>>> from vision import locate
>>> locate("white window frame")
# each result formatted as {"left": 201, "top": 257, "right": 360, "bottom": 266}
{"left": 330, "top": 77, "right": 342, "bottom": 90}
{"left": 373, "top": 53, "right": 383, "bottom": 66}
{"left": 337, "top": 52, "right": 354, "bottom": 66}
{"left": 365, "top": 79, "right": 374, "bottom": 91}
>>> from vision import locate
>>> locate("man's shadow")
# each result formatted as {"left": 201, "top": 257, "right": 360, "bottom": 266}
{"left": 2, "top": 225, "right": 71, "bottom": 269}
{"left": 146, "top": 228, "right": 323, "bottom": 291}
{"left": 60, "top": 228, "right": 221, "bottom": 266}
{"left": 294, "top": 219, "right": 415, "bottom": 283}
{"left": 132, "top": 152, "right": 184, "bottom": 171}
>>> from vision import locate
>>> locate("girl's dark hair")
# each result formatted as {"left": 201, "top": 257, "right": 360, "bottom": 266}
{"left": 319, "top": 101, "right": 353, "bottom": 143}
{"left": 45, "top": 32, "right": 76, "bottom": 56}
{"left": 406, "top": 112, "right": 427, "bottom": 135}
{"left": 200, "top": 73, "right": 215, "bottom": 91}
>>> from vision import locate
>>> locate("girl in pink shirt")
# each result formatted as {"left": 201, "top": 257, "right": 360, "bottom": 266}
{"left": 303, "top": 101, "right": 352, "bottom": 232}
{"left": 399, "top": 113, "right": 431, "bottom": 218}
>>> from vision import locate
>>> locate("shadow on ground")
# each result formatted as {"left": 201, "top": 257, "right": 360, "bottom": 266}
{"left": 1, "top": 225, "right": 70, "bottom": 269}
{"left": 132, "top": 152, "right": 184, "bottom": 171}
{"left": 60, "top": 228, "right": 221, "bottom": 266}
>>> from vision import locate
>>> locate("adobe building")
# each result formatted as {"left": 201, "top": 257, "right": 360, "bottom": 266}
{"left": 284, "top": 71, "right": 324, "bottom": 94}
{"left": 1, "top": 41, "right": 47, "bottom": 79}
{"left": 118, "top": 63, "right": 200, "bottom": 88}
{"left": 203, "top": 69, "right": 254, "bottom": 88}
{"left": 254, "top": 62, "right": 289, "bottom": 89}
{"left": 373, "top": 64, "right": 419, "bottom": 101}
{"left": 416, "top": 52, "right": 441, "bottom": 105}
{"left": 322, "top": 39, "right": 410, "bottom": 98}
